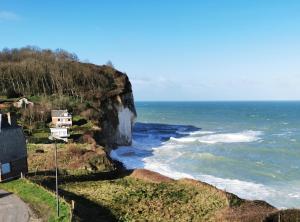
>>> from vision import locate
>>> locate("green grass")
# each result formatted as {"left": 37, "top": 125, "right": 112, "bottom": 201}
{"left": 72, "top": 115, "right": 84, "bottom": 122}
{"left": 0, "top": 179, "right": 71, "bottom": 222}
{"left": 60, "top": 177, "right": 228, "bottom": 222}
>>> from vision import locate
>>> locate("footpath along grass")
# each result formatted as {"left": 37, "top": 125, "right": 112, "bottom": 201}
{"left": 0, "top": 178, "right": 71, "bottom": 222}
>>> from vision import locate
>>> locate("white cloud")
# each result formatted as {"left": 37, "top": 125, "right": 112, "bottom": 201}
{"left": 0, "top": 11, "right": 20, "bottom": 21}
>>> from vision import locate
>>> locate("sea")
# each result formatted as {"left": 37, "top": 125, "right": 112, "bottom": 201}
{"left": 111, "top": 101, "right": 300, "bottom": 208}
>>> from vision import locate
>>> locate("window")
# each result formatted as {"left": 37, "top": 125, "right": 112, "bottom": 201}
{"left": 1, "top": 163, "right": 11, "bottom": 174}
{"left": 58, "top": 118, "right": 61, "bottom": 122}
{"left": 68, "top": 119, "right": 71, "bottom": 121}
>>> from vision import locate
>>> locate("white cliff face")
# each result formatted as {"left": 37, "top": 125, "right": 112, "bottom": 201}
{"left": 116, "top": 105, "right": 136, "bottom": 145}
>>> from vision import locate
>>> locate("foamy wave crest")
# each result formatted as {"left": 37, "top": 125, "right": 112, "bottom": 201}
{"left": 190, "top": 130, "right": 215, "bottom": 135}
{"left": 170, "top": 137, "right": 198, "bottom": 143}
{"left": 176, "top": 130, "right": 215, "bottom": 135}
{"left": 195, "top": 174, "right": 276, "bottom": 200}
{"left": 143, "top": 157, "right": 276, "bottom": 201}
{"left": 143, "top": 158, "right": 195, "bottom": 180}
{"left": 170, "top": 130, "right": 263, "bottom": 144}
{"left": 197, "top": 130, "right": 263, "bottom": 144}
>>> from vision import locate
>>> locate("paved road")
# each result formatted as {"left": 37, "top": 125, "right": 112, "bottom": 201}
{"left": 0, "top": 189, "right": 30, "bottom": 222}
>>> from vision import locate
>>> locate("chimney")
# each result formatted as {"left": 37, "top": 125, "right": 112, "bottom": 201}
{"left": 7, "top": 112, "right": 11, "bottom": 125}
{"left": 0, "top": 112, "right": 17, "bottom": 129}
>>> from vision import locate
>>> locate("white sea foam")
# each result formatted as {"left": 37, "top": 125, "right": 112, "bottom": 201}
{"left": 190, "top": 130, "right": 215, "bottom": 135}
{"left": 143, "top": 156, "right": 277, "bottom": 201}
{"left": 197, "top": 130, "right": 263, "bottom": 144}
{"left": 176, "top": 130, "right": 215, "bottom": 135}
{"left": 143, "top": 158, "right": 195, "bottom": 180}
{"left": 170, "top": 137, "right": 198, "bottom": 143}
{"left": 170, "top": 130, "right": 262, "bottom": 144}
{"left": 110, "top": 124, "right": 300, "bottom": 208}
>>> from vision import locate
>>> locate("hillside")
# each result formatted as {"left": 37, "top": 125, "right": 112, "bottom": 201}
{"left": 0, "top": 47, "right": 124, "bottom": 99}
{"left": 0, "top": 47, "right": 136, "bottom": 148}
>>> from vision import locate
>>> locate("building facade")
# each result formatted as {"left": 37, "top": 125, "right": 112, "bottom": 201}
{"left": 0, "top": 113, "right": 28, "bottom": 182}
{"left": 51, "top": 110, "right": 72, "bottom": 128}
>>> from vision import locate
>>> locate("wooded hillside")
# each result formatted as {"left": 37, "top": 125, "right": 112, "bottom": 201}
{"left": 0, "top": 47, "right": 126, "bottom": 100}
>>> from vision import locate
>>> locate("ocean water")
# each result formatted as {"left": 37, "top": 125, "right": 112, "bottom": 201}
{"left": 111, "top": 102, "right": 300, "bottom": 208}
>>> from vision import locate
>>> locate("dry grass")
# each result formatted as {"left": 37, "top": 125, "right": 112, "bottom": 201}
{"left": 60, "top": 176, "right": 229, "bottom": 222}
{"left": 214, "top": 200, "right": 276, "bottom": 222}
{"left": 27, "top": 143, "right": 114, "bottom": 174}
{"left": 263, "top": 209, "right": 300, "bottom": 222}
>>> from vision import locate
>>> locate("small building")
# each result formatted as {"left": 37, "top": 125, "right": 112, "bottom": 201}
{"left": 0, "top": 113, "right": 28, "bottom": 182}
{"left": 50, "top": 128, "right": 69, "bottom": 142}
{"left": 51, "top": 110, "right": 72, "bottom": 128}
{"left": 13, "top": 97, "right": 34, "bottom": 108}
{"left": 0, "top": 100, "right": 12, "bottom": 110}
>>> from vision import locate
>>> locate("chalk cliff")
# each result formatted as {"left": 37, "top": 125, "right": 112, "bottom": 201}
{"left": 97, "top": 73, "right": 137, "bottom": 148}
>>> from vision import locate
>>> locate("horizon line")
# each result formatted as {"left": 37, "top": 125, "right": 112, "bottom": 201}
{"left": 135, "top": 100, "right": 300, "bottom": 102}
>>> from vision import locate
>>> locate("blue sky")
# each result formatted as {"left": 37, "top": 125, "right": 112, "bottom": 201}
{"left": 1, "top": 0, "right": 300, "bottom": 101}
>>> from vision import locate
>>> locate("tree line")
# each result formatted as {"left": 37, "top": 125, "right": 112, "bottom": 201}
{"left": 0, "top": 46, "right": 121, "bottom": 101}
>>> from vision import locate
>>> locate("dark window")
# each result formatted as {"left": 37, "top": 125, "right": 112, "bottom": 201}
{"left": 1, "top": 163, "right": 11, "bottom": 174}
{"left": 58, "top": 118, "right": 60, "bottom": 121}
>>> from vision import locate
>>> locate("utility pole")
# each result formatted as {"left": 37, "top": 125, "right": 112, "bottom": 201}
{"left": 54, "top": 138, "right": 59, "bottom": 218}
{"left": 49, "top": 126, "right": 69, "bottom": 219}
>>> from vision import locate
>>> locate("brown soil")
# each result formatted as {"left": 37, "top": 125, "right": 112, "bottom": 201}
{"left": 130, "top": 169, "right": 174, "bottom": 183}
{"left": 214, "top": 200, "right": 277, "bottom": 222}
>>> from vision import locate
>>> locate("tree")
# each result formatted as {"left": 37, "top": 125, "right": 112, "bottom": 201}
{"left": 106, "top": 60, "right": 114, "bottom": 68}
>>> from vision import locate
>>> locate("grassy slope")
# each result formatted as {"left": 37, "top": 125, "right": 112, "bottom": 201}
{"left": 0, "top": 179, "right": 71, "bottom": 222}
{"left": 26, "top": 144, "right": 281, "bottom": 222}
{"left": 58, "top": 176, "right": 228, "bottom": 222}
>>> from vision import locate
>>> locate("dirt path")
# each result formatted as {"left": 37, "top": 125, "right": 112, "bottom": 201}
{"left": 0, "top": 189, "right": 31, "bottom": 222}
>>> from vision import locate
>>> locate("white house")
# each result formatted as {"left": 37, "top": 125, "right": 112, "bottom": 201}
{"left": 50, "top": 128, "right": 69, "bottom": 142}
{"left": 13, "top": 98, "right": 34, "bottom": 108}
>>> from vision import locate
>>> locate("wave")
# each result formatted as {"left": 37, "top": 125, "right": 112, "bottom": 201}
{"left": 170, "top": 130, "right": 263, "bottom": 144}
{"left": 143, "top": 157, "right": 277, "bottom": 201}
{"left": 197, "top": 130, "right": 263, "bottom": 144}
{"left": 110, "top": 122, "right": 300, "bottom": 208}
{"left": 170, "top": 137, "right": 198, "bottom": 143}
{"left": 190, "top": 130, "right": 215, "bottom": 135}
{"left": 176, "top": 130, "right": 215, "bottom": 135}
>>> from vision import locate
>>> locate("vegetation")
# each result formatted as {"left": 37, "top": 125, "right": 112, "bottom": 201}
{"left": 0, "top": 47, "right": 121, "bottom": 99}
{"left": 0, "top": 178, "right": 71, "bottom": 222}
{"left": 29, "top": 171, "right": 285, "bottom": 222}
{"left": 28, "top": 143, "right": 115, "bottom": 175}
{"left": 31, "top": 175, "right": 228, "bottom": 222}
{"left": 0, "top": 47, "right": 133, "bottom": 144}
